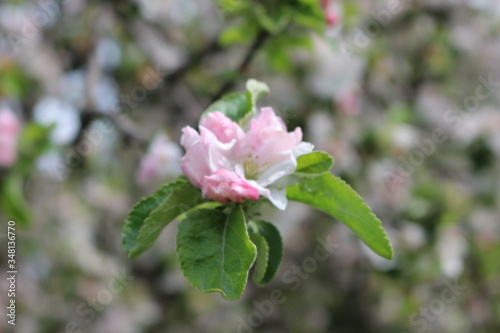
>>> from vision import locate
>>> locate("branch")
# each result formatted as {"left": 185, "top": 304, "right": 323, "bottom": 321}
{"left": 211, "top": 29, "right": 270, "bottom": 103}
{"left": 80, "top": 110, "right": 149, "bottom": 146}
{"left": 165, "top": 37, "right": 223, "bottom": 85}
{"left": 106, "top": 0, "right": 224, "bottom": 87}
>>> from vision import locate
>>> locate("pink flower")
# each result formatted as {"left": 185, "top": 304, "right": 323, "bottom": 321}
{"left": 242, "top": 107, "right": 313, "bottom": 186}
{"left": 202, "top": 169, "right": 260, "bottom": 203}
{"left": 180, "top": 126, "right": 234, "bottom": 188}
{"left": 201, "top": 111, "right": 245, "bottom": 144}
{"left": 180, "top": 108, "right": 313, "bottom": 210}
{"left": 321, "top": 0, "right": 341, "bottom": 27}
{"left": 0, "top": 108, "right": 21, "bottom": 167}
{"left": 136, "top": 133, "right": 182, "bottom": 187}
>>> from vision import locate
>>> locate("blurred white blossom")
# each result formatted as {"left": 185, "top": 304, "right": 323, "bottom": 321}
{"left": 33, "top": 96, "right": 81, "bottom": 145}
{"left": 96, "top": 38, "right": 122, "bottom": 71}
{"left": 136, "top": 133, "right": 182, "bottom": 188}
{"left": 437, "top": 225, "right": 468, "bottom": 278}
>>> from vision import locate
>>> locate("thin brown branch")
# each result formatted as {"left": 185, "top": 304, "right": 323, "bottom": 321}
{"left": 165, "top": 38, "right": 223, "bottom": 85}
{"left": 211, "top": 29, "right": 270, "bottom": 103}
{"left": 80, "top": 110, "right": 149, "bottom": 146}
{"left": 106, "top": 0, "right": 224, "bottom": 87}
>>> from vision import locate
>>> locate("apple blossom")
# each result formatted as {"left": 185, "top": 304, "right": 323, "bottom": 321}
{"left": 136, "top": 133, "right": 182, "bottom": 187}
{"left": 0, "top": 107, "right": 21, "bottom": 167}
{"left": 200, "top": 111, "right": 245, "bottom": 144}
{"left": 202, "top": 169, "right": 260, "bottom": 203}
{"left": 180, "top": 108, "right": 313, "bottom": 210}
{"left": 321, "top": 0, "right": 341, "bottom": 27}
{"left": 123, "top": 80, "right": 394, "bottom": 299}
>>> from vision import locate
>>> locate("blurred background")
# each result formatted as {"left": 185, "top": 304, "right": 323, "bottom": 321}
{"left": 1, "top": 0, "right": 499, "bottom": 332}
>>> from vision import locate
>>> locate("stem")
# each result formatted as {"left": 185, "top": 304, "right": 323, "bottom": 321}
{"left": 165, "top": 38, "right": 223, "bottom": 85}
{"left": 211, "top": 29, "right": 270, "bottom": 103}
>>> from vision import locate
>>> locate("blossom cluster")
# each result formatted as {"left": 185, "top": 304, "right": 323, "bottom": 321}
{"left": 180, "top": 108, "right": 313, "bottom": 210}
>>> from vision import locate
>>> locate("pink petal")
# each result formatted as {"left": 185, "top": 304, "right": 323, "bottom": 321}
{"left": 250, "top": 107, "right": 287, "bottom": 132}
{"left": 0, "top": 109, "right": 20, "bottom": 167}
{"left": 201, "top": 111, "right": 245, "bottom": 144}
{"left": 180, "top": 126, "right": 200, "bottom": 150}
{"left": 202, "top": 169, "right": 260, "bottom": 203}
{"left": 180, "top": 126, "right": 233, "bottom": 188}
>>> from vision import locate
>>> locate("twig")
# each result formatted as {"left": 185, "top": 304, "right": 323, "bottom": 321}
{"left": 211, "top": 29, "right": 270, "bottom": 103}
{"left": 80, "top": 110, "right": 149, "bottom": 146}
{"left": 165, "top": 37, "right": 223, "bottom": 85}
{"left": 107, "top": 0, "right": 224, "bottom": 87}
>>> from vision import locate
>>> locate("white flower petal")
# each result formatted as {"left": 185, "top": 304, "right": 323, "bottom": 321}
{"left": 247, "top": 181, "right": 288, "bottom": 210}
{"left": 256, "top": 153, "right": 297, "bottom": 187}
{"left": 266, "top": 188, "right": 288, "bottom": 210}
{"left": 293, "top": 142, "right": 314, "bottom": 157}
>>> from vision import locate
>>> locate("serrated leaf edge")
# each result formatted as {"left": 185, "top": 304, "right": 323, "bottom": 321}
{"left": 329, "top": 176, "right": 393, "bottom": 259}
{"left": 254, "top": 220, "right": 284, "bottom": 285}
{"left": 175, "top": 207, "right": 257, "bottom": 301}
{"left": 287, "top": 174, "right": 393, "bottom": 259}
{"left": 122, "top": 178, "right": 187, "bottom": 256}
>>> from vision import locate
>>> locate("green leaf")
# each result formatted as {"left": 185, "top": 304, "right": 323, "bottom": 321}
{"left": 290, "top": 0, "right": 326, "bottom": 31}
{"left": 263, "top": 34, "right": 312, "bottom": 72}
{"left": 295, "top": 152, "right": 334, "bottom": 174}
{"left": 128, "top": 182, "right": 205, "bottom": 258}
{"left": 219, "top": 20, "right": 259, "bottom": 46}
{"left": 246, "top": 78, "right": 270, "bottom": 104}
{"left": 265, "top": 46, "right": 292, "bottom": 72}
{"left": 287, "top": 173, "right": 393, "bottom": 259}
{"left": 254, "top": 3, "right": 291, "bottom": 34}
{"left": 239, "top": 78, "right": 271, "bottom": 127}
{"left": 250, "top": 220, "right": 283, "bottom": 285}
{"left": 122, "top": 177, "right": 187, "bottom": 257}
{"left": 342, "top": 1, "right": 362, "bottom": 30}
{"left": 201, "top": 92, "right": 252, "bottom": 124}
{"left": 0, "top": 65, "right": 34, "bottom": 98}
{"left": 16, "top": 123, "right": 53, "bottom": 175}
{"left": 249, "top": 231, "right": 269, "bottom": 285}
{"left": 214, "top": 0, "right": 247, "bottom": 15}
{"left": 177, "top": 207, "right": 257, "bottom": 300}
{"left": 0, "top": 174, "right": 31, "bottom": 227}
{"left": 272, "top": 152, "right": 334, "bottom": 189}
{"left": 201, "top": 79, "right": 270, "bottom": 126}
